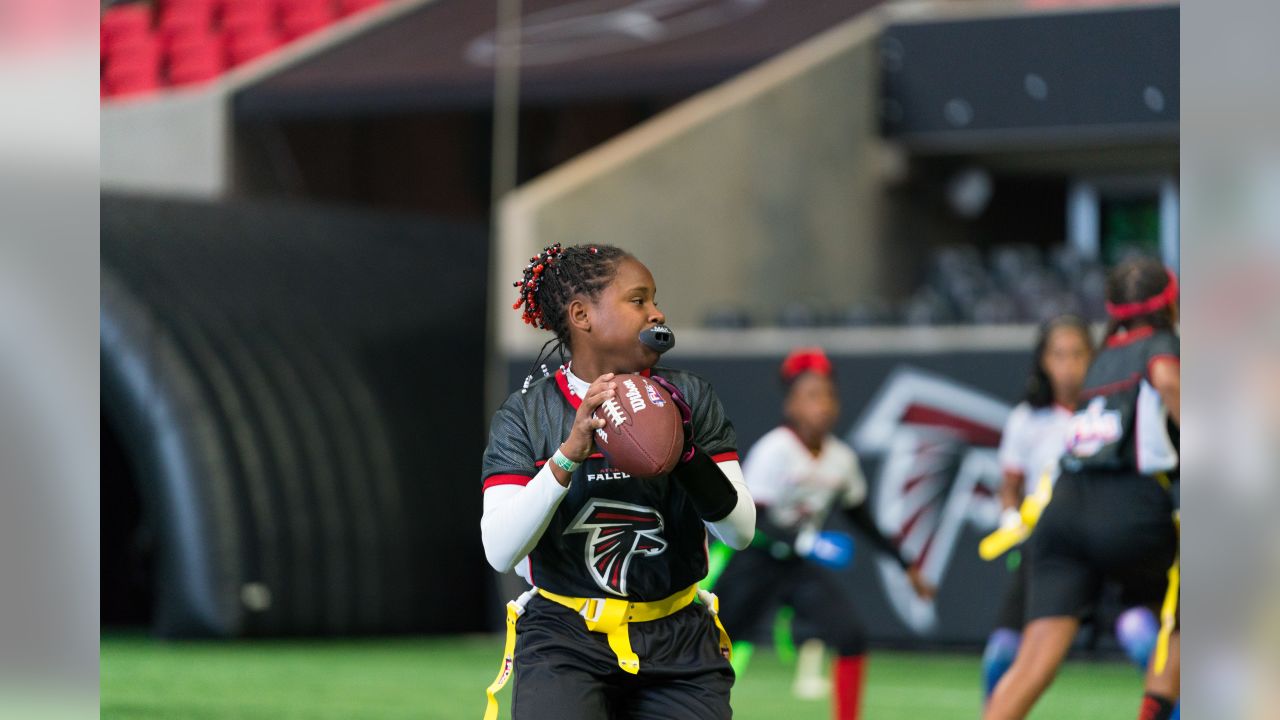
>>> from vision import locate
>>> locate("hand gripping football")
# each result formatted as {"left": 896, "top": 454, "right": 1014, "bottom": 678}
{"left": 591, "top": 373, "right": 684, "bottom": 477}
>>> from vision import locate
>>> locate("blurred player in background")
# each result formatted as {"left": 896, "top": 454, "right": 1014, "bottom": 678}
{"left": 480, "top": 243, "right": 756, "bottom": 720}
{"left": 981, "top": 316, "right": 1093, "bottom": 702}
{"left": 985, "top": 256, "right": 1180, "bottom": 720}
{"left": 714, "top": 347, "right": 935, "bottom": 720}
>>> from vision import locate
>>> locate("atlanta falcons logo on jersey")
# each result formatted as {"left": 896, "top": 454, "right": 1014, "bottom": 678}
{"left": 566, "top": 500, "right": 667, "bottom": 596}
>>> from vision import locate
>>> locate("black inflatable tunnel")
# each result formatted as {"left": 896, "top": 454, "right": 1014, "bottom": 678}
{"left": 101, "top": 194, "right": 492, "bottom": 637}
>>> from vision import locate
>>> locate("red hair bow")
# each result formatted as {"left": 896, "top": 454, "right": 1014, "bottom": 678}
{"left": 780, "top": 347, "right": 833, "bottom": 383}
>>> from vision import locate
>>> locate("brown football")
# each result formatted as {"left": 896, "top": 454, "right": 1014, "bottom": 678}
{"left": 591, "top": 373, "right": 683, "bottom": 478}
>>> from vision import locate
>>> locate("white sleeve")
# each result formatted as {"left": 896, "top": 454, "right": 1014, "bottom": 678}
{"left": 741, "top": 432, "right": 788, "bottom": 506}
{"left": 704, "top": 460, "right": 755, "bottom": 550}
{"left": 997, "top": 404, "right": 1029, "bottom": 474}
{"left": 480, "top": 463, "right": 570, "bottom": 573}
{"left": 841, "top": 446, "right": 869, "bottom": 508}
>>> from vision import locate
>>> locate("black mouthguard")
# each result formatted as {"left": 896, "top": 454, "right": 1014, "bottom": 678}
{"left": 639, "top": 324, "right": 675, "bottom": 354}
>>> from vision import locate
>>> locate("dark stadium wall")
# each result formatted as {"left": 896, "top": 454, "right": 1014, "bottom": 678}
{"left": 231, "top": 100, "right": 680, "bottom": 223}
{"left": 101, "top": 194, "right": 491, "bottom": 638}
{"left": 505, "top": 351, "right": 1032, "bottom": 648}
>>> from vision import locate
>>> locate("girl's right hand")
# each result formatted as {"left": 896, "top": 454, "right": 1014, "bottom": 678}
{"left": 562, "top": 373, "right": 617, "bottom": 462}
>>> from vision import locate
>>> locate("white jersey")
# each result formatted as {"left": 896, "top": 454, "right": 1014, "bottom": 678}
{"left": 742, "top": 426, "right": 867, "bottom": 537}
{"left": 997, "top": 401, "right": 1074, "bottom": 495}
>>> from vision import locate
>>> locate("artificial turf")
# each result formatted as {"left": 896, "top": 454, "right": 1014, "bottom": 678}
{"left": 101, "top": 633, "right": 1143, "bottom": 719}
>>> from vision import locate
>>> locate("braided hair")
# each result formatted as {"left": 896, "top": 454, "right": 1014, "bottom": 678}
{"left": 1103, "top": 255, "right": 1178, "bottom": 339}
{"left": 512, "top": 242, "right": 633, "bottom": 391}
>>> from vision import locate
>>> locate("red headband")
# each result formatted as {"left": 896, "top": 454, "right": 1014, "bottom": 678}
{"left": 780, "top": 347, "right": 833, "bottom": 383}
{"left": 1105, "top": 268, "right": 1179, "bottom": 320}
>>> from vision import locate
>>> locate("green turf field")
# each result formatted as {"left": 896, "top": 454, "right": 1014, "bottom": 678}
{"left": 101, "top": 633, "right": 1143, "bottom": 719}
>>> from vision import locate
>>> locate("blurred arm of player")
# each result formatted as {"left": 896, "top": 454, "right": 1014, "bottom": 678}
{"left": 480, "top": 374, "right": 617, "bottom": 573}
{"left": 1150, "top": 356, "right": 1180, "bottom": 425}
{"left": 995, "top": 404, "right": 1029, "bottom": 527}
{"left": 839, "top": 453, "right": 936, "bottom": 600}
{"left": 739, "top": 433, "right": 801, "bottom": 549}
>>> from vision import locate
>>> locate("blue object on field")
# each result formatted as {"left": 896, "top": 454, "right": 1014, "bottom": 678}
{"left": 982, "top": 627, "right": 1021, "bottom": 698}
{"left": 807, "top": 531, "right": 855, "bottom": 570}
{"left": 1116, "top": 606, "right": 1159, "bottom": 669}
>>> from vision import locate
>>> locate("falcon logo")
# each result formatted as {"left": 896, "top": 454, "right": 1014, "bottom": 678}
{"left": 849, "top": 367, "right": 1009, "bottom": 634}
{"left": 566, "top": 500, "right": 667, "bottom": 596}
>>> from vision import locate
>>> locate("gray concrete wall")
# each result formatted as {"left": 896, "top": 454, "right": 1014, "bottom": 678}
{"left": 101, "top": 93, "right": 231, "bottom": 198}
{"left": 499, "top": 13, "right": 890, "bottom": 350}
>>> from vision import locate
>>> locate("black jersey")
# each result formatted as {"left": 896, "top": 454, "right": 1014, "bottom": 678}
{"left": 481, "top": 366, "right": 739, "bottom": 601}
{"left": 1062, "top": 327, "right": 1179, "bottom": 476}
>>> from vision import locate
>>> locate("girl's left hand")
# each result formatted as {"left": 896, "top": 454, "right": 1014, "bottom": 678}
{"left": 650, "top": 375, "right": 695, "bottom": 463}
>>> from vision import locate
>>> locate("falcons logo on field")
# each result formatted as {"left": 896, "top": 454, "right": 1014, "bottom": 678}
{"left": 848, "top": 367, "right": 1010, "bottom": 634}
{"left": 567, "top": 500, "right": 667, "bottom": 596}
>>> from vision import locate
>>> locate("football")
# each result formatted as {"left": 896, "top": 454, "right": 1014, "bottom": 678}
{"left": 591, "top": 373, "right": 684, "bottom": 478}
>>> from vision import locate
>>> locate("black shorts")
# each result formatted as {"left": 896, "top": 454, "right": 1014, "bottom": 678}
{"left": 1026, "top": 471, "right": 1178, "bottom": 623}
{"left": 511, "top": 595, "right": 734, "bottom": 720}
{"left": 714, "top": 546, "right": 868, "bottom": 657}
{"left": 993, "top": 553, "right": 1028, "bottom": 631}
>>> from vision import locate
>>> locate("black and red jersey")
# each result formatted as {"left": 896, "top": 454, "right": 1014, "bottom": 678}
{"left": 481, "top": 366, "right": 738, "bottom": 600}
{"left": 1062, "top": 327, "right": 1179, "bottom": 477}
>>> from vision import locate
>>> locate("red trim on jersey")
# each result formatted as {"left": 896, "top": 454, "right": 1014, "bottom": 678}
{"left": 555, "top": 368, "right": 581, "bottom": 409}
{"left": 1105, "top": 326, "right": 1155, "bottom": 348}
{"left": 596, "top": 512, "right": 655, "bottom": 522}
{"left": 526, "top": 556, "right": 534, "bottom": 586}
{"left": 557, "top": 366, "right": 652, "bottom": 409}
{"left": 1146, "top": 354, "right": 1180, "bottom": 383}
{"left": 710, "top": 450, "right": 740, "bottom": 463}
{"left": 1081, "top": 372, "right": 1141, "bottom": 399}
{"left": 901, "top": 404, "right": 1002, "bottom": 447}
{"left": 483, "top": 473, "right": 533, "bottom": 490}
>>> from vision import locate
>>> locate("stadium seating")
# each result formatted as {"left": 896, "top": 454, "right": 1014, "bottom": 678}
{"left": 703, "top": 244, "right": 1120, "bottom": 329}
{"left": 101, "top": 0, "right": 389, "bottom": 98}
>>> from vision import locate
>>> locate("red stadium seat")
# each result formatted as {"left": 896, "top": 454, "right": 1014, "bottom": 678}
{"left": 158, "top": 4, "right": 216, "bottom": 36}
{"left": 338, "top": 0, "right": 383, "bottom": 16}
{"left": 280, "top": 4, "right": 336, "bottom": 40}
{"left": 166, "top": 28, "right": 227, "bottom": 86}
{"left": 169, "top": 51, "right": 226, "bottom": 86}
{"left": 227, "top": 31, "right": 285, "bottom": 65}
{"left": 103, "top": 52, "right": 163, "bottom": 98}
{"left": 102, "top": 0, "right": 398, "bottom": 98}
{"left": 107, "top": 33, "right": 165, "bottom": 66}
{"left": 221, "top": 0, "right": 277, "bottom": 32}
{"left": 101, "top": 4, "right": 153, "bottom": 44}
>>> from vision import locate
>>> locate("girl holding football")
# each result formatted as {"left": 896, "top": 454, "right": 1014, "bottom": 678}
{"left": 480, "top": 243, "right": 755, "bottom": 720}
